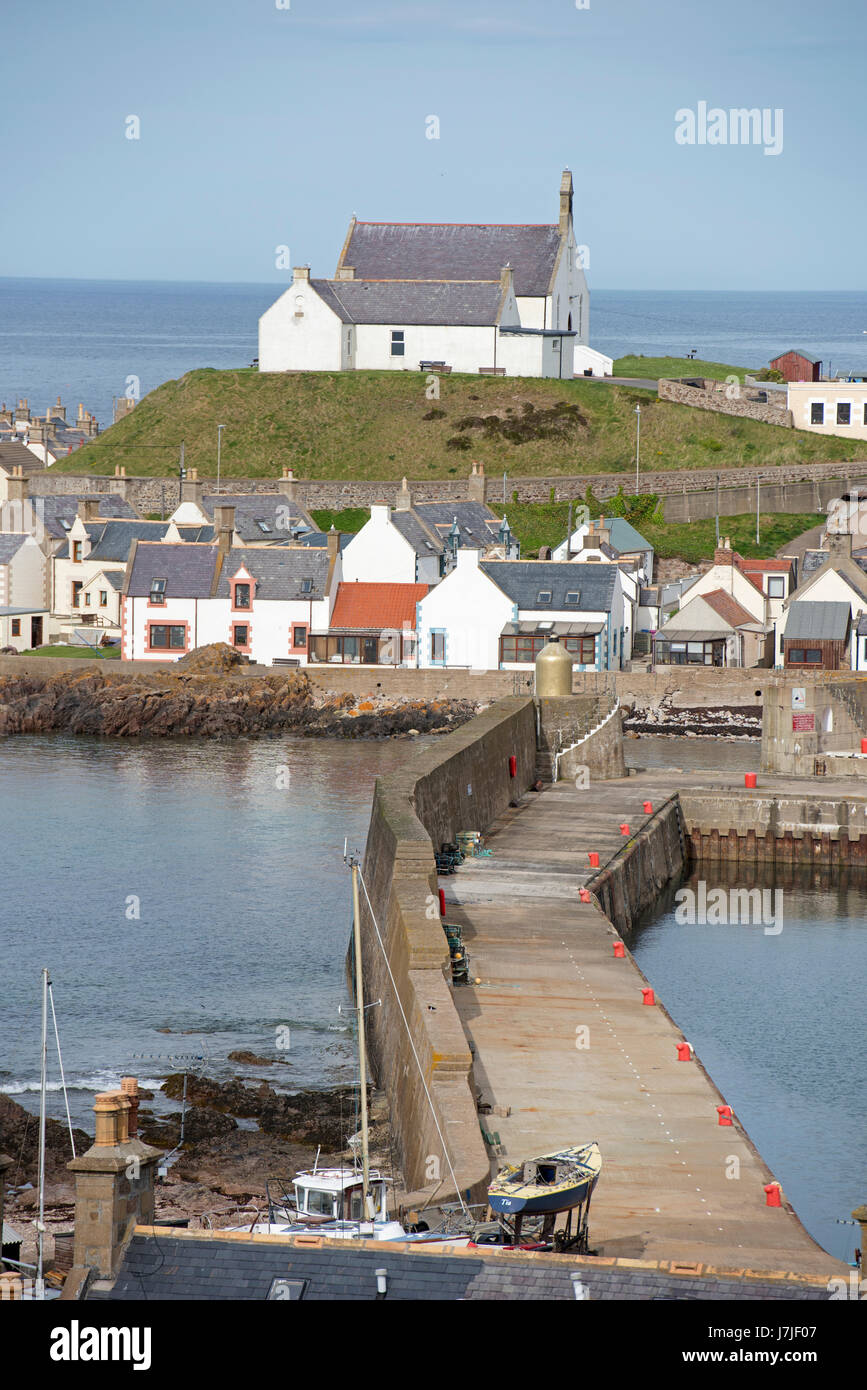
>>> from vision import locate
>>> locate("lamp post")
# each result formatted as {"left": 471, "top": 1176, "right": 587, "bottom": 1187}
{"left": 756, "top": 474, "right": 761, "bottom": 546}
{"left": 216, "top": 423, "right": 226, "bottom": 496}
{"left": 634, "top": 404, "right": 641, "bottom": 491}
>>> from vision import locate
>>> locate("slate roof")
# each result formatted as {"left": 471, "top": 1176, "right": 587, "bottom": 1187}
{"left": 596, "top": 518, "right": 653, "bottom": 554}
{"left": 32, "top": 494, "right": 138, "bottom": 539}
{"left": 292, "top": 530, "right": 353, "bottom": 551}
{"left": 0, "top": 440, "right": 45, "bottom": 476}
{"left": 330, "top": 581, "right": 427, "bottom": 631}
{"left": 784, "top": 600, "right": 851, "bottom": 641}
{"left": 415, "top": 501, "right": 503, "bottom": 551}
{"left": 338, "top": 222, "right": 562, "bottom": 297}
{"left": 312, "top": 279, "right": 507, "bottom": 327}
{"left": 480, "top": 561, "right": 616, "bottom": 612}
{"left": 801, "top": 550, "right": 829, "bottom": 577}
{"left": 126, "top": 543, "right": 220, "bottom": 599}
{"left": 215, "top": 547, "right": 331, "bottom": 601}
{"left": 390, "top": 510, "right": 443, "bottom": 556}
{"left": 0, "top": 533, "right": 30, "bottom": 564}
{"left": 201, "top": 494, "right": 315, "bottom": 541}
{"left": 90, "top": 1231, "right": 833, "bottom": 1302}
{"left": 55, "top": 521, "right": 214, "bottom": 562}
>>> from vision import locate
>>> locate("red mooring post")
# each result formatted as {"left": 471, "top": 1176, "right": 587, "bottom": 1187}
{"left": 717, "top": 1105, "right": 733, "bottom": 1126}
{"left": 613, "top": 941, "right": 625, "bottom": 958}
{"left": 620, "top": 823, "right": 630, "bottom": 836}
{"left": 588, "top": 852, "right": 599, "bottom": 867}
{"left": 509, "top": 755, "right": 517, "bottom": 778}
{"left": 764, "top": 1183, "right": 782, "bottom": 1208}
{"left": 641, "top": 987, "right": 655, "bottom": 1006}
{"left": 580, "top": 888, "right": 591, "bottom": 903}
{"left": 744, "top": 773, "right": 757, "bottom": 789}
{"left": 676, "top": 1042, "right": 692, "bottom": 1061}
{"left": 643, "top": 801, "right": 653, "bottom": 814}
{"left": 438, "top": 888, "right": 446, "bottom": 917}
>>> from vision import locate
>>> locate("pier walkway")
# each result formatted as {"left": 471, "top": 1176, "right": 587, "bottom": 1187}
{"left": 441, "top": 767, "right": 856, "bottom": 1277}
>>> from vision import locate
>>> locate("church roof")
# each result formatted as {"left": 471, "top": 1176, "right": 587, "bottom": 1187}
{"left": 337, "top": 222, "right": 562, "bottom": 297}
{"left": 311, "top": 278, "right": 508, "bottom": 327}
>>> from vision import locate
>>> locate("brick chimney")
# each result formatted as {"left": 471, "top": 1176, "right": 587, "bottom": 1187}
{"left": 334, "top": 265, "right": 356, "bottom": 281}
{"left": 214, "top": 504, "right": 236, "bottom": 554}
{"left": 826, "top": 532, "right": 853, "bottom": 560}
{"left": 395, "top": 476, "right": 413, "bottom": 511}
{"left": 111, "top": 465, "right": 130, "bottom": 502}
{"left": 180, "top": 467, "right": 203, "bottom": 507}
{"left": 293, "top": 266, "right": 310, "bottom": 283}
{"left": 65, "top": 1081, "right": 163, "bottom": 1288}
{"left": 280, "top": 466, "right": 297, "bottom": 502}
{"left": 326, "top": 525, "right": 341, "bottom": 589}
{"left": 467, "top": 461, "right": 486, "bottom": 504}
{"left": 79, "top": 497, "right": 101, "bottom": 522}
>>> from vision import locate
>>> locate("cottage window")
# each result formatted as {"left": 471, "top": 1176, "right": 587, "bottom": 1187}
{"left": 71, "top": 581, "right": 82, "bottom": 609}
{"left": 72, "top": 540, "right": 82, "bottom": 563}
{"left": 767, "top": 576, "right": 785, "bottom": 598}
{"left": 233, "top": 582, "right": 251, "bottom": 609}
{"left": 232, "top": 624, "right": 249, "bottom": 648}
{"left": 863, "top": 403, "right": 867, "bottom": 426}
{"left": 810, "top": 402, "right": 824, "bottom": 425}
{"left": 552, "top": 339, "right": 560, "bottom": 350}
{"left": 292, "top": 626, "right": 307, "bottom": 648}
{"left": 11, "top": 619, "right": 20, "bottom": 636}
{"left": 390, "top": 331, "right": 405, "bottom": 358}
{"left": 99, "top": 590, "right": 108, "bottom": 607}
{"left": 430, "top": 630, "right": 446, "bottom": 663}
{"left": 805, "top": 648, "right": 822, "bottom": 663}
{"left": 148, "top": 624, "right": 186, "bottom": 650}
{"left": 150, "top": 578, "right": 167, "bottom": 605}
{"left": 837, "top": 402, "right": 851, "bottom": 425}
{"left": 500, "top": 634, "right": 594, "bottom": 664}
{"left": 84, "top": 593, "right": 91, "bottom": 606}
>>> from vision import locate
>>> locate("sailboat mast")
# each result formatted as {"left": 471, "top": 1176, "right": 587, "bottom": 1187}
{"left": 37, "top": 967, "right": 49, "bottom": 1298}
{"left": 351, "top": 863, "right": 371, "bottom": 1215}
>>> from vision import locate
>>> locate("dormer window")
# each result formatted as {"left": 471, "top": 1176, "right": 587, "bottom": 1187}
{"left": 72, "top": 540, "right": 82, "bottom": 563}
{"left": 537, "top": 590, "right": 552, "bottom": 605}
{"left": 150, "top": 578, "right": 167, "bottom": 605}
{"left": 233, "top": 582, "right": 251, "bottom": 609}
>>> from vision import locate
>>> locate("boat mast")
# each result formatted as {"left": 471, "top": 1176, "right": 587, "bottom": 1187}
{"left": 36, "top": 967, "right": 49, "bottom": 1300}
{"left": 350, "top": 862, "right": 371, "bottom": 1219}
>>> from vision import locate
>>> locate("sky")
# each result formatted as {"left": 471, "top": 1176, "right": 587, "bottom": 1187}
{"left": 1, "top": 0, "right": 864, "bottom": 290}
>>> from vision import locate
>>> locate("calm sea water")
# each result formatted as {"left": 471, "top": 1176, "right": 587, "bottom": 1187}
{"left": 3, "top": 278, "right": 867, "bottom": 431}
{"left": 632, "top": 863, "right": 867, "bottom": 1265}
{"left": 0, "top": 735, "right": 418, "bottom": 1132}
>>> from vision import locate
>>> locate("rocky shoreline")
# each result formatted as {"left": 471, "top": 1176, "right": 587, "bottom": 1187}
{"left": 1, "top": 1074, "right": 400, "bottom": 1262}
{"left": 623, "top": 702, "right": 762, "bottom": 739}
{"left": 0, "top": 647, "right": 480, "bottom": 740}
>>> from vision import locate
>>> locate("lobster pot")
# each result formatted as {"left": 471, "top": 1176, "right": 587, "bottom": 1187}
{"left": 456, "top": 831, "right": 481, "bottom": 857}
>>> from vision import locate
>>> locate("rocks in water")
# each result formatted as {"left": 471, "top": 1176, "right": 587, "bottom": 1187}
{"left": 227, "top": 1050, "right": 275, "bottom": 1067}
{"left": 0, "top": 663, "right": 478, "bottom": 741}
{"left": 0, "top": 1092, "right": 90, "bottom": 1186}
{"left": 160, "top": 1074, "right": 368, "bottom": 1149}
{"left": 623, "top": 704, "right": 762, "bottom": 738}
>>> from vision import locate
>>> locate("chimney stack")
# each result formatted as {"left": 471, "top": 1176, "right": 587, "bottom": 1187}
{"left": 214, "top": 504, "right": 236, "bottom": 554}
{"left": 180, "top": 467, "right": 203, "bottom": 507}
{"left": 395, "top": 476, "right": 413, "bottom": 511}
{"left": 467, "top": 461, "right": 486, "bottom": 504}
{"left": 559, "top": 169, "right": 574, "bottom": 234}
{"left": 5, "top": 467, "right": 27, "bottom": 507}
{"left": 111, "top": 465, "right": 130, "bottom": 501}
{"left": 80, "top": 497, "right": 101, "bottom": 522}
{"left": 66, "top": 1082, "right": 163, "bottom": 1287}
{"left": 280, "top": 466, "right": 297, "bottom": 501}
{"left": 826, "top": 531, "right": 853, "bottom": 560}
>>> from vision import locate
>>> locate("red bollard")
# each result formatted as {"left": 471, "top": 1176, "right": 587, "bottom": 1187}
{"left": 438, "top": 888, "right": 446, "bottom": 917}
{"left": 676, "top": 1042, "right": 691, "bottom": 1061}
{"left": 588, "top": 852, "right": 599, "bottom": 867}
{"left": 641, "top": 987, "right": 655, "bottom": 1006}
{"left": 744, "top": 773, "right": 757, "bottom": 789}
{"left": 509, "top": 754, "right": 517, "bottom": 778}
{"left": 613, "top": 941, "right": 625, "bottom": 958}
{"left": 861, "top": 738, "right": 867, "bottom": 756}
{"left": 764, "top": 1182, "right": 782, "bottom": 1208}
{"left": 717, "top": 1105, "right": 733, "bottom": 1126}
{"left": 579, "top": 888, "right": 591, "bottom": 903}
{"left": 643, "top": 801, "right": 653, "bottom": 814}
{"left": 620, "top": 823, "right": 630, "bottom": 836}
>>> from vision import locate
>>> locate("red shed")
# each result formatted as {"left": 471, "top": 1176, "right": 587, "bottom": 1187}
{"left": 769, "top": 350, "right": 821, "bottom": 382}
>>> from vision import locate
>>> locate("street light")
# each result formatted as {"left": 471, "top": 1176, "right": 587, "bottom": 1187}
{"left": 216, "top": 423, "right": 226, "bottom": 495}
{"left": 634, "top": 404, "right": 641, "bottom": 491}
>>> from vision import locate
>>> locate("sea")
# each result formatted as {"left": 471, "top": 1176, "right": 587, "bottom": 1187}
{"left": 3, "top": 277, "right": 867, "bottom": 430}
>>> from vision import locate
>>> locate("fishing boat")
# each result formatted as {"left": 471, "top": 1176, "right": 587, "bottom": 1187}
{"left": 487, "top": 1142, "right": 602, "bottom": 1250}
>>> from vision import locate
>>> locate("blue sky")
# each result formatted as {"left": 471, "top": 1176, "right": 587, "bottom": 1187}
{"left": 2, "top": 0, "right": 863, "bottom": 289}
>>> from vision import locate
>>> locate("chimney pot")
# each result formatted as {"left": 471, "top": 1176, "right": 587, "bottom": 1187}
{"left": 93, "top": 1092, "right": 120, "bottom": 1147}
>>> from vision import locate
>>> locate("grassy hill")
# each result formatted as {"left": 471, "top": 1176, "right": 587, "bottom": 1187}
{"left": 612, "top": 355, "right": 758, "bottom": 381}
{"left": 53, "top": 366, "right": 859, "bottom": 481}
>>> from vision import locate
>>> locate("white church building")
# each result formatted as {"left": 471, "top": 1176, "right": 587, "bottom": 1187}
{"left": 258, "top": 171, "right": 612, "bottom": 381}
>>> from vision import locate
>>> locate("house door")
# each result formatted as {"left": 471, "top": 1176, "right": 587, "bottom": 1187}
{"left": 31, "top": 616, "right": 43, "bottom": 647}
{"left": 362, "top": 636, "right": 378, "bottom": 664}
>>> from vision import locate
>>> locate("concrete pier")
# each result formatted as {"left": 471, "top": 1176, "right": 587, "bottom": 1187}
{"left": 442, "top": 769, "right": 855, "bottom": 1277}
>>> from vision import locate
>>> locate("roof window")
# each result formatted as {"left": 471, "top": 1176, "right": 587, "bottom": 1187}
{"left": 537, "top": 590, "right": 552, "bottom": 605}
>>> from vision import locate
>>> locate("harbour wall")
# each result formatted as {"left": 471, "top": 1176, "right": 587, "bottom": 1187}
{"left": 680, "top": 789, "right": 867, "bottom": 865}
{"left": 357, "top": 692, "right": 619, "bottom": 1200}
{"left": 586, "top": 796, "right": 688, "bottom": 934}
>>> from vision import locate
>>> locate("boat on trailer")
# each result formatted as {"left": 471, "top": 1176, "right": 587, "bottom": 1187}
{"left": 486, "top": 1142, "right": 602, "bottom": 1250}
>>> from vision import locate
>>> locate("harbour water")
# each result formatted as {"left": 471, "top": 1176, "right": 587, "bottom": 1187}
{"left": 0, "top": 734, "right": 420, "bottom": 1132}
{"left": 631, "top": 863, "right": 867, "bottom": 1265}
{"left": 3, "top": 278, "right": 867, "bottom": 432}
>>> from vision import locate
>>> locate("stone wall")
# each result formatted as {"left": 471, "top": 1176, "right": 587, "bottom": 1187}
{"left": 586, "top": 796, "right": 687, "bottom": 934}
{"left": 535, "top": 694, "right": 626, "bottom": 781}
{"left": 358, "top": 696, "right": 537, "bottom": 1201}
{"left": 658, "top": 377, "right": 793, "bottom": 429}
{"left": 34, "top": 457, "right": 867, "bottom": 523}
{"left": 679, "top": 789, "right": 867, "bottom": 865}
{"left": 761, "top": 679, "right": 867, "bottom": 775}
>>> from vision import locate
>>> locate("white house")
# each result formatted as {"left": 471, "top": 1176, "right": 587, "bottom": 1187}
{"left": 259, "top": 171, "right": 612, "bottom": 380}
{"left": 553, "top": 516, "right": 655, "bottom": 586}
{"left": 0, "top": 533, "right": 48, "bottom": 648}
{"left": 788, "top": 378, "right": 867, "bottom": 440}
{"left": 417, "top": 551, "right": 625, "bottom": 672}
{"left": 775, "top": 534, "right": 867, "bottom": 669}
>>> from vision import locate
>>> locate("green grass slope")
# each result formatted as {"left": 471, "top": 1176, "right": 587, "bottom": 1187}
{"left": 612, "top": 355, "right": 757, "bottom": 381}
{"left": 54, "top": 367, "right": 858, "bottom": 481}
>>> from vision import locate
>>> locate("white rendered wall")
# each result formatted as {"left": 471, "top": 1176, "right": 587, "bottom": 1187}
{"left": 259, "top": 282, "right": 344, "bottom": 372}
{"left": 341, "top": 507, "right": 420, "bottom": 584}
{"left": 417, "top": 552, "right": 511, "bottom": 669}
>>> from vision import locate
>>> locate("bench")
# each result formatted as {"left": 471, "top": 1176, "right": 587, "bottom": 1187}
{"left": 272, "top": 657, "right": 301, "bottom": 667}
{"left": 420, "top": 361, "right": 452, "bottom": 373}
{"left": 478, "top": 366, "right": 506, "bottom": 376}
